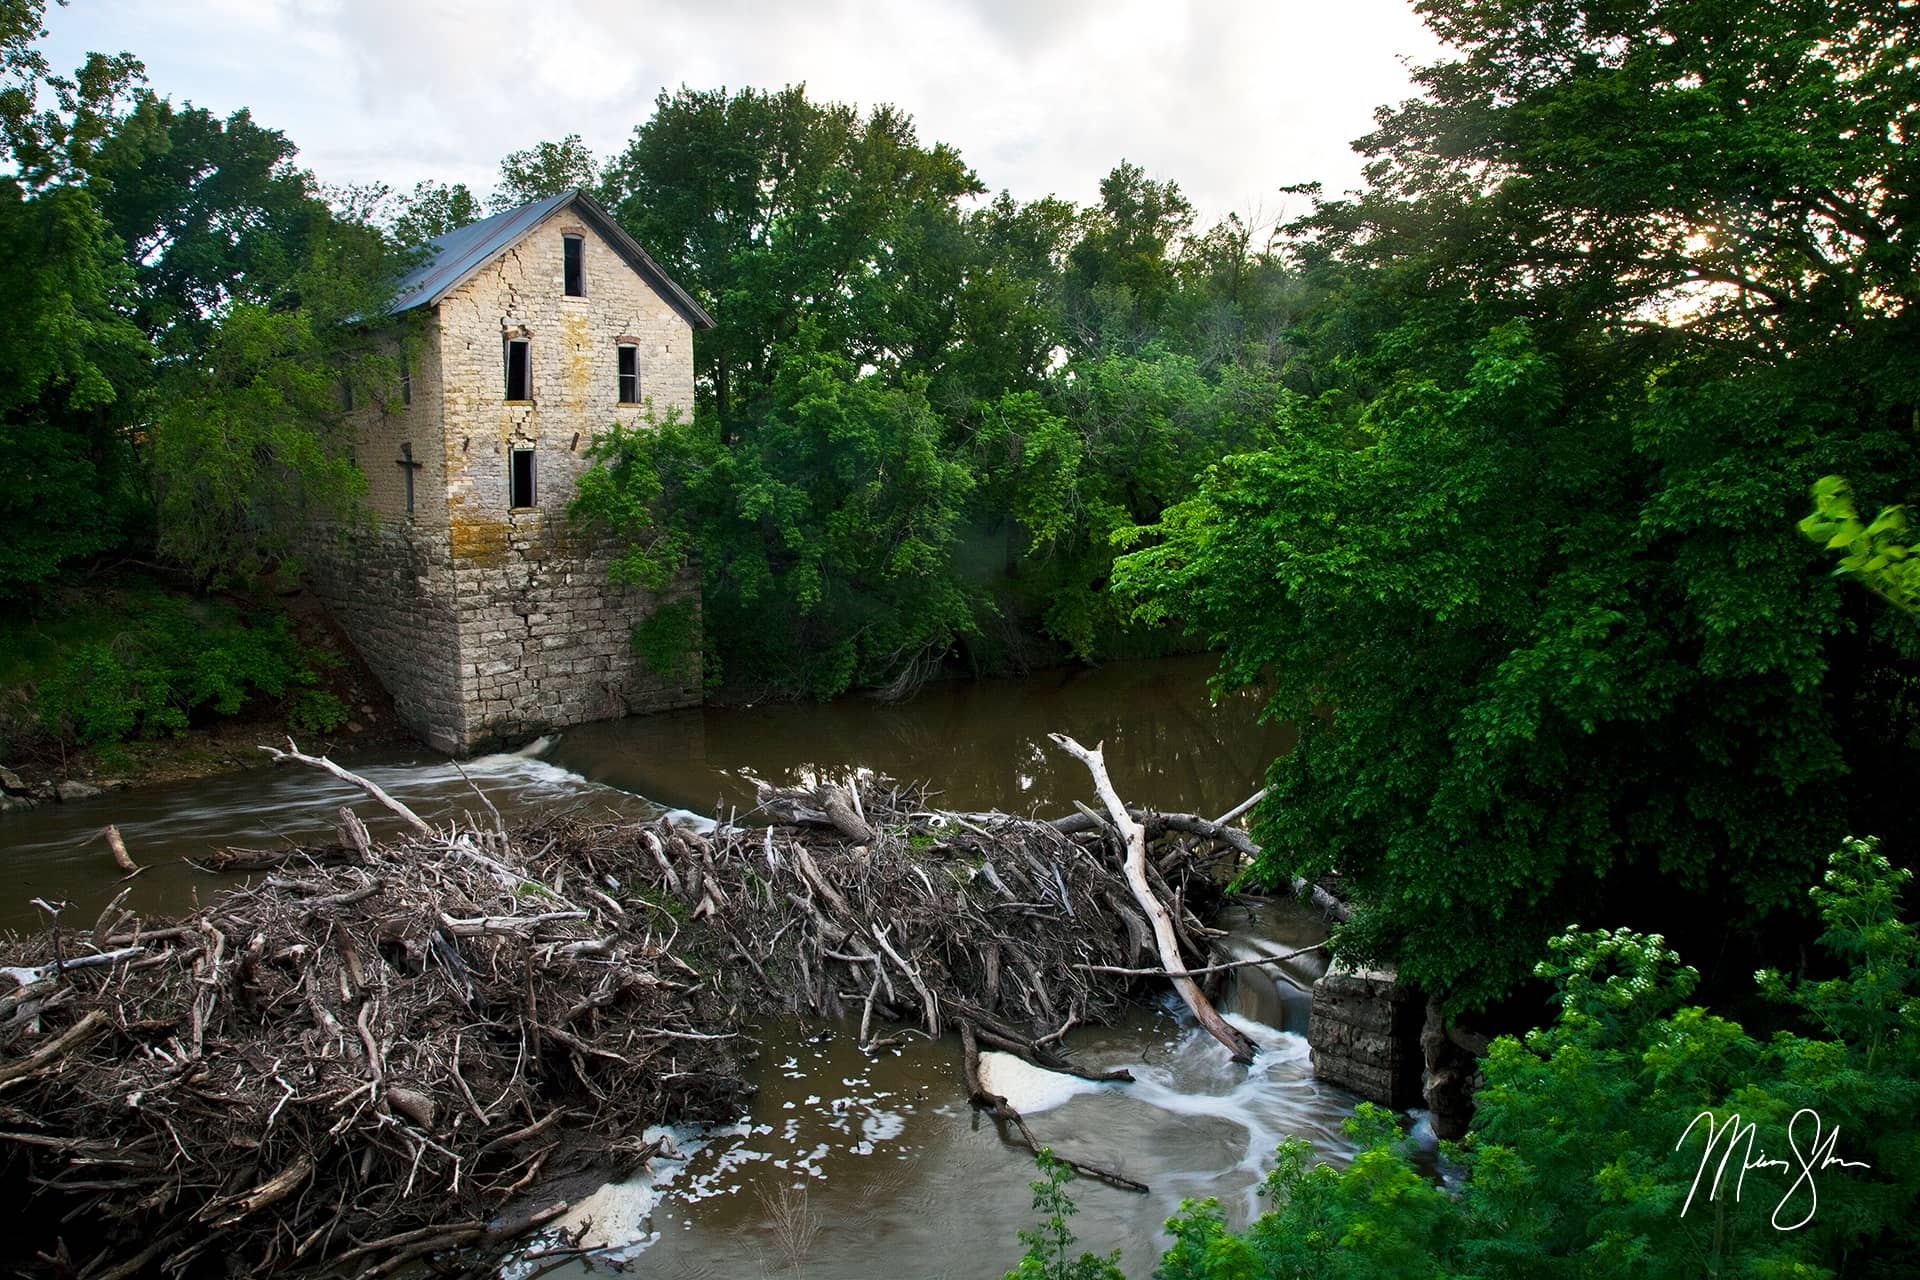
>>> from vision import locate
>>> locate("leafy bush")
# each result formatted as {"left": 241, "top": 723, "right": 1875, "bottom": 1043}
{"left": 1012, "top": 840, "right": 1920, "bottom": 1278}
{"left": 14, "top": 585, "right": 344, "bottom": 751}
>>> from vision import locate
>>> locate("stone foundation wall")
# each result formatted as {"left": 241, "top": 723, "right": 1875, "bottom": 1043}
{"left": 306, "top": 524, "right": 470, "bottom": 755}
{"left": 309, "top": 515, "right": 699, "bottom": 756}
{"left": 449, "top": 513, "right": 700, "bottom": 753}
{"left": 1307, "top": 962, "right": 1427, "bottom": 1110}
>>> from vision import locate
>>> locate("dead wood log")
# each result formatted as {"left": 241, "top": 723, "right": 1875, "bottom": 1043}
{"left": 822, "top": 786, "right": 876, "bottom": 844}
{"left": 102, "top": 826, "right": 140, "bottom": 875}
{"left": 1049, "top": 735, "right": 1256, "bottom": 1064}
{"left": 959, "top": 1021, "right": 1146, "bottom": 1193}
{"left": 258, "top": 739, "right": 434, "bottom": 838}
{"left": 0, "top": 1009, "right": 111, "bottom": 1090}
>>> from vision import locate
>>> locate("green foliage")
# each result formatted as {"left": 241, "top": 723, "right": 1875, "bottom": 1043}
{"left": 1802, "top": 477, "right": 1920, "bottom": 618}
{"left": 601, "top": 84, "right": 986, "bottom": 438}
{"left": 1115, "top": 0, "right": 1920, "bottom": 1009}
{"left": 0, "top": 2, "right": 411, "bottom": 592}
{"left": 389, "top": 179, "right": 480, "bottom": 246}
{"left": 1155, "top": 1107, "right": 1459, "bottom": 1280}
{"left": 631, "top": 596, "right": 701, "bottom": 686}
{"left": 1037, "top": 843, "right": 1919, "bottom": 1279}
{"left": 573, "top": 343, "right": 980, "bottom": 699}
{"left": 12, "top": 583, "right": 341, "bottom": 750}
{"left": 1005, "top": 1150, "right": 1125, "bottom": 1280}
{"left": 490, "top": 133, "right": 598, "bottom": 211}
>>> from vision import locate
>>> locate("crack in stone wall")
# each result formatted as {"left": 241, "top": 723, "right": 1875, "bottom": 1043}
{"left": 312, "top": 206, "right": 701, "bottom": 755}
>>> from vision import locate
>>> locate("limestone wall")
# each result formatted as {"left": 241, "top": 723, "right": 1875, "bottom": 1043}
{"left": 305, "top": 523, "right": 470, "bottom": 755}
{"left": 448, "top": 515, "right": 700, "bottom": 753}
{"left": 1307, "top": 962, "right": 1426, "bottom": 1110}
{"left": 349, "top": 317, "right": 449, "bottom": 527}
{"left": 312, "top": 208, "right": 704, "bottom": 755}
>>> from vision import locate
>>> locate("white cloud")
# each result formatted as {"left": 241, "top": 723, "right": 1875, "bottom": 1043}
{"left": 43, "top": 0, "right": 1443, "bottom": 225}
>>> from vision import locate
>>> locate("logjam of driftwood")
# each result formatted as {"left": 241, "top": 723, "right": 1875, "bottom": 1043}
{"left": 0, "top": 740, "right": 1345, "bottom": 1279}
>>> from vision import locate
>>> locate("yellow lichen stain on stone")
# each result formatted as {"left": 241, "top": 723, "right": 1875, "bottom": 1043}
{"left": 449, "top": 514, "right": 510, "bottom": 568}
{"left": 562, "top": 311, "right": 591, "bottom": 408}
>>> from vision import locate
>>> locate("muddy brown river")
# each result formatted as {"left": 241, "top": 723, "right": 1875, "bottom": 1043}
{"left": 2, "top": 656, "right": 1398, "bottom": 1278}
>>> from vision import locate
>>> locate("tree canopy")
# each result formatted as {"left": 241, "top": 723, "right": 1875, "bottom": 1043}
{"left": 1115, "top": 0, "right": 1920, "bottom": 1008}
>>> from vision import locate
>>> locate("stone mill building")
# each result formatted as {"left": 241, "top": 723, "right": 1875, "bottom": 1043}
{"left": 309, "top": 189, "right": 713, "bottom": 755}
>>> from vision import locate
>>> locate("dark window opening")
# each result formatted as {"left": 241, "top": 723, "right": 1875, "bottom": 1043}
{"left": 510, "top": 447, "right": 535, "bottom": 509}
{"left": 400, "top": 362, "right": 412, "bottom": 406}
{"left": 342, "top": 380, "right": 354, "bottom": 412}
{"left": 505, "top": 338, "right": 531, "bottom": 401}
{"left": 563, "top": 236, "right": 584, "bottom": 297}
{"left": 617, "top": 344, "right": 640, "bottom": 404}
{"left": 397, "top": 442, "right": 419, "bottom": 515}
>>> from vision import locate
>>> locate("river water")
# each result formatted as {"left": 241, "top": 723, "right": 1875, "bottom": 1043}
{"left": 1, "top": 655, "right": 1378, "bottom": 1278}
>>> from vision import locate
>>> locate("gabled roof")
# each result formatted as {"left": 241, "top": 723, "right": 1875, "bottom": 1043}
{"left": 386, "top": 189, "right": 715, "bottom": 330}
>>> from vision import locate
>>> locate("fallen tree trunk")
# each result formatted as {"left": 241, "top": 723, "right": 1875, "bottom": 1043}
{"left": 1049, "top": 734, "right": 1256, "bottom": 1063}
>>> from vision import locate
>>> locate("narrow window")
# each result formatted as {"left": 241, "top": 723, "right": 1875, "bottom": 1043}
{"left": 504, "top": 337, "right": 531, "bottom": 401}
{"left": 342, "top": 379, "right": 354, "bottom": 412}
{"left": 617, "top": 343, "right": 640, "bottom": 404}
{"left": 399, "top": 361, "right": 412, "bottom": 406}
{"left": 397, "top": 442, "right": 420, "bottom": 515}
{"left": 563, "top": 235, "right": 584, "bottom": 297}
{"left": 509, "top": 447, "right": 536, "bottom": 509}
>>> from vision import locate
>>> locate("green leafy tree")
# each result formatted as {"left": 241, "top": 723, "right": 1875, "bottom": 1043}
{"left": 599, "top": 84, "right": 984, "bottom": 435}
{"left": 389, "top": 178, "right": 480, "bottom": 246}
{"left": 489, "top": 132, "right": 597, "bottom": 210}
{"left": 573, "top": 337, "right": 978, "bottom": 698}
{"left": 0, "top": 1, "right": 151, "bottom": 594}
{"left": 1116, "top": 0, "right": 1920, "bottom": 1009}
{"left": 1064, "top": 161, "right": 1195, "bottom": 354}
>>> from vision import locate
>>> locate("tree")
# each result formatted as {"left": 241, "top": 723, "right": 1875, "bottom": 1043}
{"left": 598, "top": 84, "right": 984, "bottom": 437}
{"left": 0, "top": 0, "right": 414, "bottom": 589}
{"left": 390, "top": 179, "right": 480, "bottom": 246}
{"left": 1116, "top": 0, "right": 1920, "bottom": 1009}
{"left": 0, "top": 0, "right": 152, "bottom": 594}
{"left": 1062, "top": 161, "right": 1194, "bottom": 354}
{"left": 572, "top": 334, "right": 978, "bottom": 698}
{"left": 489, "top": 133, "right": 597, "bottom": 211}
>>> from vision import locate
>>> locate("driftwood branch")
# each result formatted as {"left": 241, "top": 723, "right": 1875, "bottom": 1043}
{"left": 258, "top": 739, "right": 434, "bottom": 837}
{"left": 1049, "top": 734, "right": 1256, "bottom": 1063}
{"left": 1073, "top": 941, "right": 1327, "bottom": 979}
{"left": 960, "top": 1021, "right": 1146, "bottom": 1193}
{"left": 102, "top": 825, "right": 141, "bottom": 875}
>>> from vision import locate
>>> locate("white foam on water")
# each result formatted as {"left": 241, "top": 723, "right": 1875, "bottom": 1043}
{"left": 546, "top": 1122, "right": 741, "bottom": 1261}
{"left": 977, "top": 1050, "right": 1103, "bottom": 1114}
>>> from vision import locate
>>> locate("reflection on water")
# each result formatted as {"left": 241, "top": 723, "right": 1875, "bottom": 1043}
{"left": 544, "top": 653, "right": 1295, "bottom": 821}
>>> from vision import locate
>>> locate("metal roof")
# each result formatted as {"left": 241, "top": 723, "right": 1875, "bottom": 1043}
{"left": 386, "top": 189, "right": 715, "bottom": 330}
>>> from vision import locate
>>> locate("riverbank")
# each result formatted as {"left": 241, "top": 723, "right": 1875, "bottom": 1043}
{"left": 0, "top": 578, "right": 413, "bottom": 811}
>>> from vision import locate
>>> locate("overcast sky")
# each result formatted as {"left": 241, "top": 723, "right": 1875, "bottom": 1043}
{"left": 43, "top": 0, "right": 1445, "bottom": 228}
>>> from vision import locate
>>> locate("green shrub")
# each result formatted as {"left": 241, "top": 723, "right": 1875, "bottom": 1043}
{"left": 1010, "top": 840, "right": 1920, "bottom": 1278}
{"left": 16, "top": 584, "right": 344, "bottom": 750}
